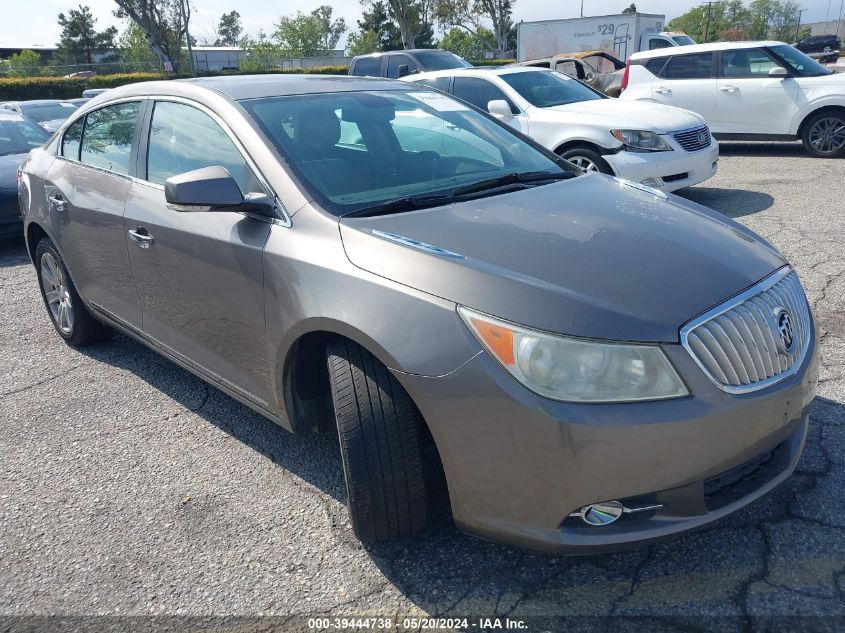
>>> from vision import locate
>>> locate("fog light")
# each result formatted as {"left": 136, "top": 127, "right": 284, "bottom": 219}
{"left": 569, "top": 500, "right": 663, "bottom": 526}
{"left": 640, "top": 177, "right": 664, "bottom": 188}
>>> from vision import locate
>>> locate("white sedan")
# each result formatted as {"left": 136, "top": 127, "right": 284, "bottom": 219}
{"left": 404, "top": 66, "right": 719, "bottom": 192}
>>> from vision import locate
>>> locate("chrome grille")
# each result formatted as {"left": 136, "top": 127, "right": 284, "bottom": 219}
{"left": 680, "top": 269, "right": 812, "bottom": 394}
{"left": 672, "top": 125, "right": 712, "bottom": 152}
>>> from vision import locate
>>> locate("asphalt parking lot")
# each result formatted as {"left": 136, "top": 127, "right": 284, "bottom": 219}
{"left": 1, "top": 142, "right": 843, "bottom": 631}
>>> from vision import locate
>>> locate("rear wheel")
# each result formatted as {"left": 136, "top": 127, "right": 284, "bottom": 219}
{"left": 558, "top": 146, "right": 613, "bottom": 174}
{"left": 35, "top": 238, "right": 109, "bottom": 346}
{"left": 326, "top": 339, "right": 430, "bottom": 542}
{"left": 801, "top": 110, "right": 845, "bottom": 158}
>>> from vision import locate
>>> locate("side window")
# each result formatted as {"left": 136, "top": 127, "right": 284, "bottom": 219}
{"left": 62, "top": 118, "right": 84, "bottom": 160}
{"left": 411, "top": 76, "right": 450, "bottom": 92}
{"left": 721, "top": 48, "right": 779, "bottom": 78}
{"left": 664, "top": 53, "right": 713, "bottom": 80}
{"left": 80, "top": 101, "right": 141, "bottom": 175}
{"left": 649, "top": 38, "right": 674, "bottom": 50}
{"left": 555, "top": 60, "right": 581, "bottom": 79}
{"left": 387, "top": 54, "right": 418, "bottom": 78}
{"left": 352, "top": 57, "right": 382, "bottom": 77}
{"left": 645, "top": 57, "right": 668, "bottom": 78}
{"left": 452, "top": 77, "right": 518, "bottom": 114}
{"left": 146, "top": 101, "right": 262, "bottom": 194}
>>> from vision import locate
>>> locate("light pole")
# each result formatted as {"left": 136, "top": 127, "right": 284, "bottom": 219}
{"left": 581, "top": 0, "right": 584, "bottom": 18}
{"left": 795, "top": 8, "right": 807, "bottom": 42}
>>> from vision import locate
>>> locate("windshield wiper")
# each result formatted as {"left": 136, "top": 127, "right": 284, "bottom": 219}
{"left": 342, "top": 193, "right": 455, "bottom": 218}
{"left": 452, "top": 170, "right": 572, "bottom": 196}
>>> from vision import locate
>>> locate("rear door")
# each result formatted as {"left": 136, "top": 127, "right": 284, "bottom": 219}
{"left": 650, "top": 51, "right": 717, "bottom": 126}
{"left": 44, "top": 100, "right": 145, "bottom": 328}
{"left": 123, "top": 99, "right": 274, "bottom": 407}
{"left": 715, "top": 47, "right": 799, "bottom": 135}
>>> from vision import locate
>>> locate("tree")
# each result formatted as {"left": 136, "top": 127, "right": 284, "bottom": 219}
{"left": 7, "top": 50, "right": 42, "bottom": 77}
{"left": 362, "top": 0, "right": 435, "bottom": 50}
{"left": 56, "top": 5, "right": 118, "bottom": 64}
{"left": 111, "top": 0, "right": 188, "bottom": 72}
{"left": 669, "top": 0, "right": 803, "bottom": 43}
{"left": 215, "top": 10, "right": 242, "bottom": 46}
{"left": 240, "top": 31, "right": 281, "bottom": 71}
{"left": 347, "top": 30, "right": 382, "bottom": 56}
{"left": 353, "top": 1, "right": 403, "bottom": 51}
{"left": 117, "top": 22, "right": 159, "bottom": 70}
{"left": 440, "top": 26, "right": 494, "bottom": 59}
{"left": 622, "top": 3, "right": 637, "bottom": 13}
{"left": 311, "top": 6, "right": 347, "bottom": 53}
{"left": 434, "top": 0, "right": 514, "bottom": 56}
{"left": 275, "top": 6, "right": 346, "bottom": 57}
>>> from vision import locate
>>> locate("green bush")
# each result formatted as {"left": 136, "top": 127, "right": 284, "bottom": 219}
{"left": 0, "top": 65, "right": 351, "bottom": 100}
{"left": 470, "top": 59, "right": 516, "bottom": 66}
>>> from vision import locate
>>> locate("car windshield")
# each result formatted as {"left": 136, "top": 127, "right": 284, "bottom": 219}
{"left": 672, "top": 35, "right": 696, "bottom": 46}
{"left": 414, "top": 51, "right": 472, "bottom": 70}
{"left": 0, "top": 118, "right": 50, "bottom": 156}
{"left": 19, "top": 102, "right": 78, "bottom": 122}
{"left": 771, "top": 44, "right": 833, "bottom": 76}
{"left": 240, "top": 90, "right": 572, "bottom": 216}
{"left": 500, "top": 71, "right": 603, "bottom": 107}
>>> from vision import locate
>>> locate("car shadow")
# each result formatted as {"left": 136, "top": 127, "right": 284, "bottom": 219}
{"left": 716, "top": 141, "right": 806, "bottom": 157}
{"left": 0, "top": 237, "right": 28, "bottom": 267}
{"left": 677, "top": 187, "right": 774, "bottom": 218}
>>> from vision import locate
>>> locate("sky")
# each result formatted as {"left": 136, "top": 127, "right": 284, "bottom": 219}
{"left": 3, "top": 0, "right": 843, "bottom": 49}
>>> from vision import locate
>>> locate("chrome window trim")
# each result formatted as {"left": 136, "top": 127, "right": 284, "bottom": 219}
{"left": 57, "top": 94, "right": 292, "bottom": 229}
{"left": 679, "top": 266, "right": 811, "bottom": 394}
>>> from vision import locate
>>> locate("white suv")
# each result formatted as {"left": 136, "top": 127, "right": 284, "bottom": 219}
{"left": 620, "top": 41, "right": 845, "bottom": 158}
{"left": 404, "top": 67, "right": 718, "bottom": 192}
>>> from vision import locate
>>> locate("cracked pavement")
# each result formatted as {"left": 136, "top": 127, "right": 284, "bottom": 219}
{"left": 0, "top": 142, "right": 843, "bottom": 630}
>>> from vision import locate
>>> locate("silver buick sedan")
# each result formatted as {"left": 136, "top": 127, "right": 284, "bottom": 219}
{"left": 18, "top": 75, "right": 818, "bottom": 553}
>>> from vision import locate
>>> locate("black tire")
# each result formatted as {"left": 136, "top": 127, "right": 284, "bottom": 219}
{"left": 34, "top": 238, "right": 109, "bottom": 346}
{"left": 326, "top": 339, "right": 429, "bottom": 542}
{"left": 801, "top": 110, "right": 845, "bottom": 158}
{"left": 558, "top": 145, "right": 614, "bottom": 174}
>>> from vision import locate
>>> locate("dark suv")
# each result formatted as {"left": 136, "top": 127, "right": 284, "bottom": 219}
{"left": 348, "top": 49, "right": 471, "bottom": 79}
{"left": 795, "top": 34, "right": 841, "bottom": 63}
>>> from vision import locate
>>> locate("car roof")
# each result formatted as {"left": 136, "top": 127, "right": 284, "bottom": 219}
{"left": 93, "top": 74, "right": 416, "bottom": 102}
{"left": 410, "top": 66, "right": 549, "bottom": 80}
{"left": 353, "top": 49, "right": 450, "bottom": 59}
{"left": 631, "top": 40, "right": 785, "bottom": 60}
{"left": 15, "top": 99, "right": 77, "bottom": 106}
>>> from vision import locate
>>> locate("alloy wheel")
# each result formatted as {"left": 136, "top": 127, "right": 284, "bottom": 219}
{"left": 808, "top": 116, "right": 845, "bottom": 155}
{"left": 40, "top": 252, "right": 74, "bottom": 334}
{"left": 568, "top": 156, "right": 600, "bottom": 172}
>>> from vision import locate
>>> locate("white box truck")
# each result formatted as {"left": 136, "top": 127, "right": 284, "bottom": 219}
{"left": 517, "top": 13, "right": 693, "bottom": 62}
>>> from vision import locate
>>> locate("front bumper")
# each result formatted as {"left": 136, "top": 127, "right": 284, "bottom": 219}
{"left": 604, "top": 138, "right": 719, "bottom": 193}
{"left": 396, "top": 320, "right": 818, "bottom": 554}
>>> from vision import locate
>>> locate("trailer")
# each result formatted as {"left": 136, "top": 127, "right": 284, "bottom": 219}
{"left": 517, "top": 13, "right": 689, "bottom": 62}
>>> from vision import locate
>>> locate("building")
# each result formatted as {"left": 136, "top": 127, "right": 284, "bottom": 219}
{"left": 803, "top": 20, "right": 845, "bottom": 38}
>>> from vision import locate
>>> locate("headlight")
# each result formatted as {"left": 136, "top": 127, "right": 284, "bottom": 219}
{"left": 611, "top": 129, "right": 673, "bottom": 152}
{"left": 458, "top": 307, "right": 688, "bottom": 403}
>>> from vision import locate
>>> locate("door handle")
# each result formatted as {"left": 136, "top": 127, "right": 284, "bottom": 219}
{"left": 128, "top": 227, "right": 154, "bottom": 249}
{"left": 48, "top": 193, "right": 67, "bottom": 213}
{"left": 654, "top": 87, "right": 671, "bottom": 95}
{"left": 720, "top": 85, "right": 738, "bottom": 93}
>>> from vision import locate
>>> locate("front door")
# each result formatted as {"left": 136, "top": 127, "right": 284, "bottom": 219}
{"left": 715, "top": 48, "right": 800, "bottom": 135}
{"left": 123, "top": 100, "right": 274, "bottom": 407}
{"left": 45, "top": 101, "right": 144, "bottom": 328}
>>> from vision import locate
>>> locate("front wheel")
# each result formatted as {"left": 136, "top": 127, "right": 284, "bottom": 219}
{"left": 558, "top": 146, "right": 614, "bottom": 174}
{"left": 326, "top": 340, "right": 431, "bottom": 542}
{"left": 801, "top": 111, "right": 845, "bottom": 158}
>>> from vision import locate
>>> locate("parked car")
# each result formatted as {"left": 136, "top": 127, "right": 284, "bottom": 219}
{"left": 19, "top": 75, "right": 817, "bottom": 553}
{"left": 620, "top": 41, "right": 845, "bottom": 157}
{"left": 81, "top": 88, "right": 109, "bottom": 98}
{"left": 406, "top": 66, "right": 718, "bottom": 191}
{"left": 1, "top": 100, "right": 79, "bottom": 133}
{"left": 514, "top": 51, "right": 626, "bottom": 96}
{"left": 67, "top": 98, "right": 91, "bottom": 107}
{"left": 794, "top": 34, "right": 841, "bottom": 64}
{"left": 348, "top": 49, "right": 471, "bottom": 78}
{"left": 0, "top": 111, "right": 50, "bottom": 237}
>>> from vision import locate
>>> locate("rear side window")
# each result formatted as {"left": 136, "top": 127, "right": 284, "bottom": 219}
{"left": 352, "top": 57, "right": 381, "bottom": 76}
{"left": 645, "top": 57, "right": 669, "bottom": 77}
{"left": 80, "top": 101, "right": 141, "bottom": 175}
{"left": 452, "top": 77, "right": 518, "bottom": 114}
{"left": 62, "top": 118, "right": 83, "bottom": 159}
{"left": 387, "top": 54, "right": 418, "bottom": 78}
{"left": 664, "top": 53, "right": 713, "bottom": 79}
{"left": 146, "top": 101, "right": 262, "bottom": 194}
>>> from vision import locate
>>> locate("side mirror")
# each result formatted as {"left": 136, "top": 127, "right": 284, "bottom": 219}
{"left": 487, "top": 99, "right": 513, "bottom": 120}
{"left": 769, "top": 66, "right": 789, "bottom": 78}
{"left": 164, "top": 165, "right": 274, "bottom": 215}
{"left": 397, "top": 64, "right": 410, "bottom": 78}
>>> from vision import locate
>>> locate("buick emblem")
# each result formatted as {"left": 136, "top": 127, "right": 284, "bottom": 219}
{"left": 776, "top": 308, "right": 794, "bottom": 352}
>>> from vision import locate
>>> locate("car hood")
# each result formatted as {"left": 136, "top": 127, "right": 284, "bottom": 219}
{"left": 0, "top": 152, "right": 27, "bottom": 190}
{"left": 542, "top": 99, "right": 704, "bottom": 133}
{"left": 338, "top": 174, "right": 787, "bottom": 343}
